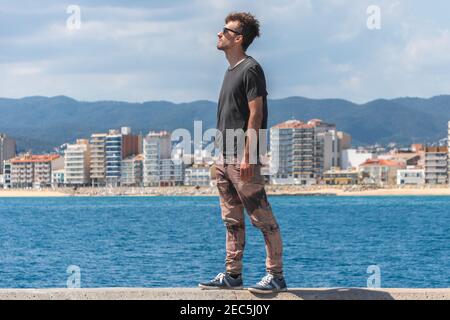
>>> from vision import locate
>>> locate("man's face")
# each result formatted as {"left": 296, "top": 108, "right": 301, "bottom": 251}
{"left": 217, "top": 20, "right": 243, "bottom": 51}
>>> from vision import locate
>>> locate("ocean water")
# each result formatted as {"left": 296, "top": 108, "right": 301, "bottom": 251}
{"left": 0, "top": 195, "right": 449, "bottom": 288}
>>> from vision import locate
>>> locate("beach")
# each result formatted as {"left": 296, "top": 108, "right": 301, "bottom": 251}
{"left": 1, "top": 185, "right": 450, "bottom": 197}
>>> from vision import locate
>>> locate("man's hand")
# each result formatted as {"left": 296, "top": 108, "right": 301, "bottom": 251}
{"left": 240, "top": 96, "right": 263, "bottom": 183}
{"left": 240, "top": 157, "right": 255, "bottom": 182}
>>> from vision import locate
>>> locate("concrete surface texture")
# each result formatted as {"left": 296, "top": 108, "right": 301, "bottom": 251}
{"left": 0, "top": 288, "right": 449, "bottom": 300}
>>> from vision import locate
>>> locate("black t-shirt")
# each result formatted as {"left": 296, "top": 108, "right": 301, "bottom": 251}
{"left": 216, "top": 56, "right": 268, "bottom": 160}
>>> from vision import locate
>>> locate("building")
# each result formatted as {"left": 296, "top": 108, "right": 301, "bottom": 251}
{"left": 184, "top": 165, "right": 212, "bottom": 187}
{"left": 121, "top": 154, "right": 144, "bottom": 186}
{"left": 64, "top": 139, "right": 91, "bottom": 186}
{"left": 90, "top": 133, "right": 107, "bottom": 187}
{"left": 341, "top": 149, "right": 376, "bottom": 170}
{"left": 143, "top": 131, "right": 184, "bottom": 187}
{"left": 323, "top": 168, "right": 359, "bottom": 185}
{"left": 0, "top": 134, "right": 16, "bottom": 174}
{"left": 105, "top": 127, "right": 142, "bottom": 187}
{"left": 2, "top": 160, "right": 11, "bottom": 188}
{"left": 397, "top": 168, "right": 425, "bottom": 185}
{"left": 378, "top": 151, "right": 421, "bottom": 167}
{"left": 448, "top": 121, "right": 450, "bottom": 185}
{"left": 321, "top": 130, "right": 351, "bottom": 170}
{"left": 160, "top": 159, "right": 184, "bottom": 186}
{"left": 9, "top": 154, "right": 63, "bottom": 188}
{"left": 270, "top": 119, "right": 351, "bottom": 185}
{"left": 105, "top": 130, "right": 122, "bottom": 187}
{"left": 52, "top": 169, "right": 65, "bottom": 188}
{"left": 359, "top": 159, "right": 406, "bottom": 186}
{"left": 424, "top": 146, "right": 448, "bottom": 185}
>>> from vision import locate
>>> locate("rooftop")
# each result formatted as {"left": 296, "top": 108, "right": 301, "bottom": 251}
{"left": 10, "top": 154, "right": 60, "bottom": 164}
{"left": 272, "top": 119, "right": 319, "bottom": 129}
{"left": 360, "top": 159, "right": 406, "bottom": 167}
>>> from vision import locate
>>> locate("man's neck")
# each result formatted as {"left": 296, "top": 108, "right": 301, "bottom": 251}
{"left": 225, "top": 49, "right": 247, "bottom": 69}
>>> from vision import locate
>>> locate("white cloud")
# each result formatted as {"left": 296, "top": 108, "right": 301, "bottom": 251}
{"left": 0, "top": 0, "right": 449, "bottom": 103}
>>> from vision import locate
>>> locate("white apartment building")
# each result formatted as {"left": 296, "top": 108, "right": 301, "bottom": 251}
{"left": 64, "top": 139, "right": 91, "bottom": 186}
{"left": 424, "top": 146, "right": 448, "bottom": 185}
{"left": 90, "top": 133, "right": 107, "bottom": 187}
{"left": 270, "top": 119, "right": 350, "bottom": 185}
{"left": 143, "top": 131, "right": 184, "bottom": 187}
{"left": 121, "top": 154, "right": 143, "bottom": 186}
{"left": 9, "top": 154, "right": 63, "bottom": 188}
{"left": 341, "top": 149, "right": 376, "bottom": 170}
{"left": 397, "top": 168, "right": 425, "bottom": 185}
{"left": 184, "top": 166, "right": 212, "bottom": 187}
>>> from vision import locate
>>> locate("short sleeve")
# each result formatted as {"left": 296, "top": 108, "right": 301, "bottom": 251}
{"left": 244, "top": 65, "right": 268, "bottom": 102}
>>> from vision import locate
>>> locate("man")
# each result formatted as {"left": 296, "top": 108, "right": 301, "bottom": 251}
{"left": 199, "top": 12, "right": 287, "bottom": 294}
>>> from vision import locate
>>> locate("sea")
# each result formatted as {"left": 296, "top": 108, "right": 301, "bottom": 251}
{"left": 0, "top": 195, "right": 449, "bottom": 288}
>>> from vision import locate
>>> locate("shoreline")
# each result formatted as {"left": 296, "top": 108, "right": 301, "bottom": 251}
{"left": 1, "top": 185, "right": 450, "bottom": 197}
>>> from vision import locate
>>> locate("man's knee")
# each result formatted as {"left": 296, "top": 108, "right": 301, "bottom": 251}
{"left": 249, "top": 208, "right": 279, "bottom": 232}
{"left": 222, "top": 216, "right": 245, "bottom": 229}
{"left": 251, "top": 220, "right": 279, "bottom": 233}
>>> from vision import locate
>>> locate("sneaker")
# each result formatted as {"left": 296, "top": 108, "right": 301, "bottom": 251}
{"left": 248, "top": 274, "right": 288, "bottom": 294}
{"left": 199, "top": 272, "right": 243, "bottom": 290}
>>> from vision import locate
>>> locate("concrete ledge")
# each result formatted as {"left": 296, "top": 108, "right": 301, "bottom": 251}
{"left": 0, "top": 288, "right": 450, "bottom": 300}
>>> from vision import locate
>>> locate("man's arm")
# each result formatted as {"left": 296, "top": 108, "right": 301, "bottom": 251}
{"left": 240, "top": 96, "right": 263, "bottom": 182}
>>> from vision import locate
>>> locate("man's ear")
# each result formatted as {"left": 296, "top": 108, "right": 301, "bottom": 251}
{"left": 235, "top": 35, "right": 244, "bottom": 46}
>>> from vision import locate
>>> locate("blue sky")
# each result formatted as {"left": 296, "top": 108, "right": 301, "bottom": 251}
{"left": 0, "top": 0, "right": 449, "bottom": 103}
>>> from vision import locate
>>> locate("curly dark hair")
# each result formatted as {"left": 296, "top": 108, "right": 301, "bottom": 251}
{"left": 225, "top": 12, "right": 260, "bottom": 51}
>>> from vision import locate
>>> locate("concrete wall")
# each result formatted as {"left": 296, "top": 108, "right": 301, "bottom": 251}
{"left": 0, "top": 288, "right": 450, "bottom": 300}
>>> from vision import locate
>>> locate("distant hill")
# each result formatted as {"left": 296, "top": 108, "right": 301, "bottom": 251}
{"left": 0, "top": 95, "right": 449, "bottom": 153}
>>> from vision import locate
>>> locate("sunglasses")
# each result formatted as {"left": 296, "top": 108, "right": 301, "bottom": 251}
{"left": 222, "top": 27, "right": 243, "bottom": 36}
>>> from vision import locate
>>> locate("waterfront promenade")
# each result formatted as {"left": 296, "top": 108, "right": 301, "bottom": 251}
{"left": 0, "top": 288, "right": 449, "bottom": 300}
{"left": 2, "top": 185, "right": 450, "bottom": 197}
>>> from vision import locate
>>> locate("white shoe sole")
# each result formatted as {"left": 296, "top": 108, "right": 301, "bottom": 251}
{"left": 198, "top": 284, "right": 244, "bottom": 290}
{"left": 247, "top": 287, "right": 288, "bottom": 294}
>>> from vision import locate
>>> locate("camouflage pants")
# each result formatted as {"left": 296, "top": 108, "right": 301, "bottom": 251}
{"left": 215, "top": 158, "right": 283, "bottom": 276}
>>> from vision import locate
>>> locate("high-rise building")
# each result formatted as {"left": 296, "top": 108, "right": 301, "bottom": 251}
{"left": 105, "top": 127, "right": 142, "bottom": 187}
{"left": 2, "top": 160, "right": 12, "bottom": 189}
{"left": 0, "top": 134, "right": 16, "bottom": 174}
{"left": 105, "top": 130, "right": 122, "bottom": 187}
{"left": 424, "top": 146, "right": 448, "bottom": 185}
{"left": 448, "top": 121, "right": 450, "bottom": 185}
{"left": 89, "top": 133, "right": 107, "bottom": 187}
{"left": 9, "top": 154, "right": 63, "bottom": 188}
{"left": 270, "top": 119, "right": 350, "bottom": 185}
{"left": 64, "top": 139, "right": 91, "bottom": 186}
{"left": 143, "top": 131, "right": 184, "bottom": 187}
{"left": 121, "top": 154, "right": 144, "bottom": 186}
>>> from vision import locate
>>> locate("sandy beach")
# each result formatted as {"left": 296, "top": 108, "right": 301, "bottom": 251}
{"left": 0, "top": 189, "right": 68, "bottom": 197}
{"left": 1, "top": 185, "right": 450, "bottom": 197}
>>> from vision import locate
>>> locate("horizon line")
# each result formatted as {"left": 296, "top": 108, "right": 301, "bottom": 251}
{"left": 1, "top": 94, "right": 450, "bottom": 106}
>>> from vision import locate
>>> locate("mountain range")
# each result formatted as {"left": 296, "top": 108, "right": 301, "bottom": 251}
{"left": 0, "top": 95, "right": 449, "bottom": 153}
